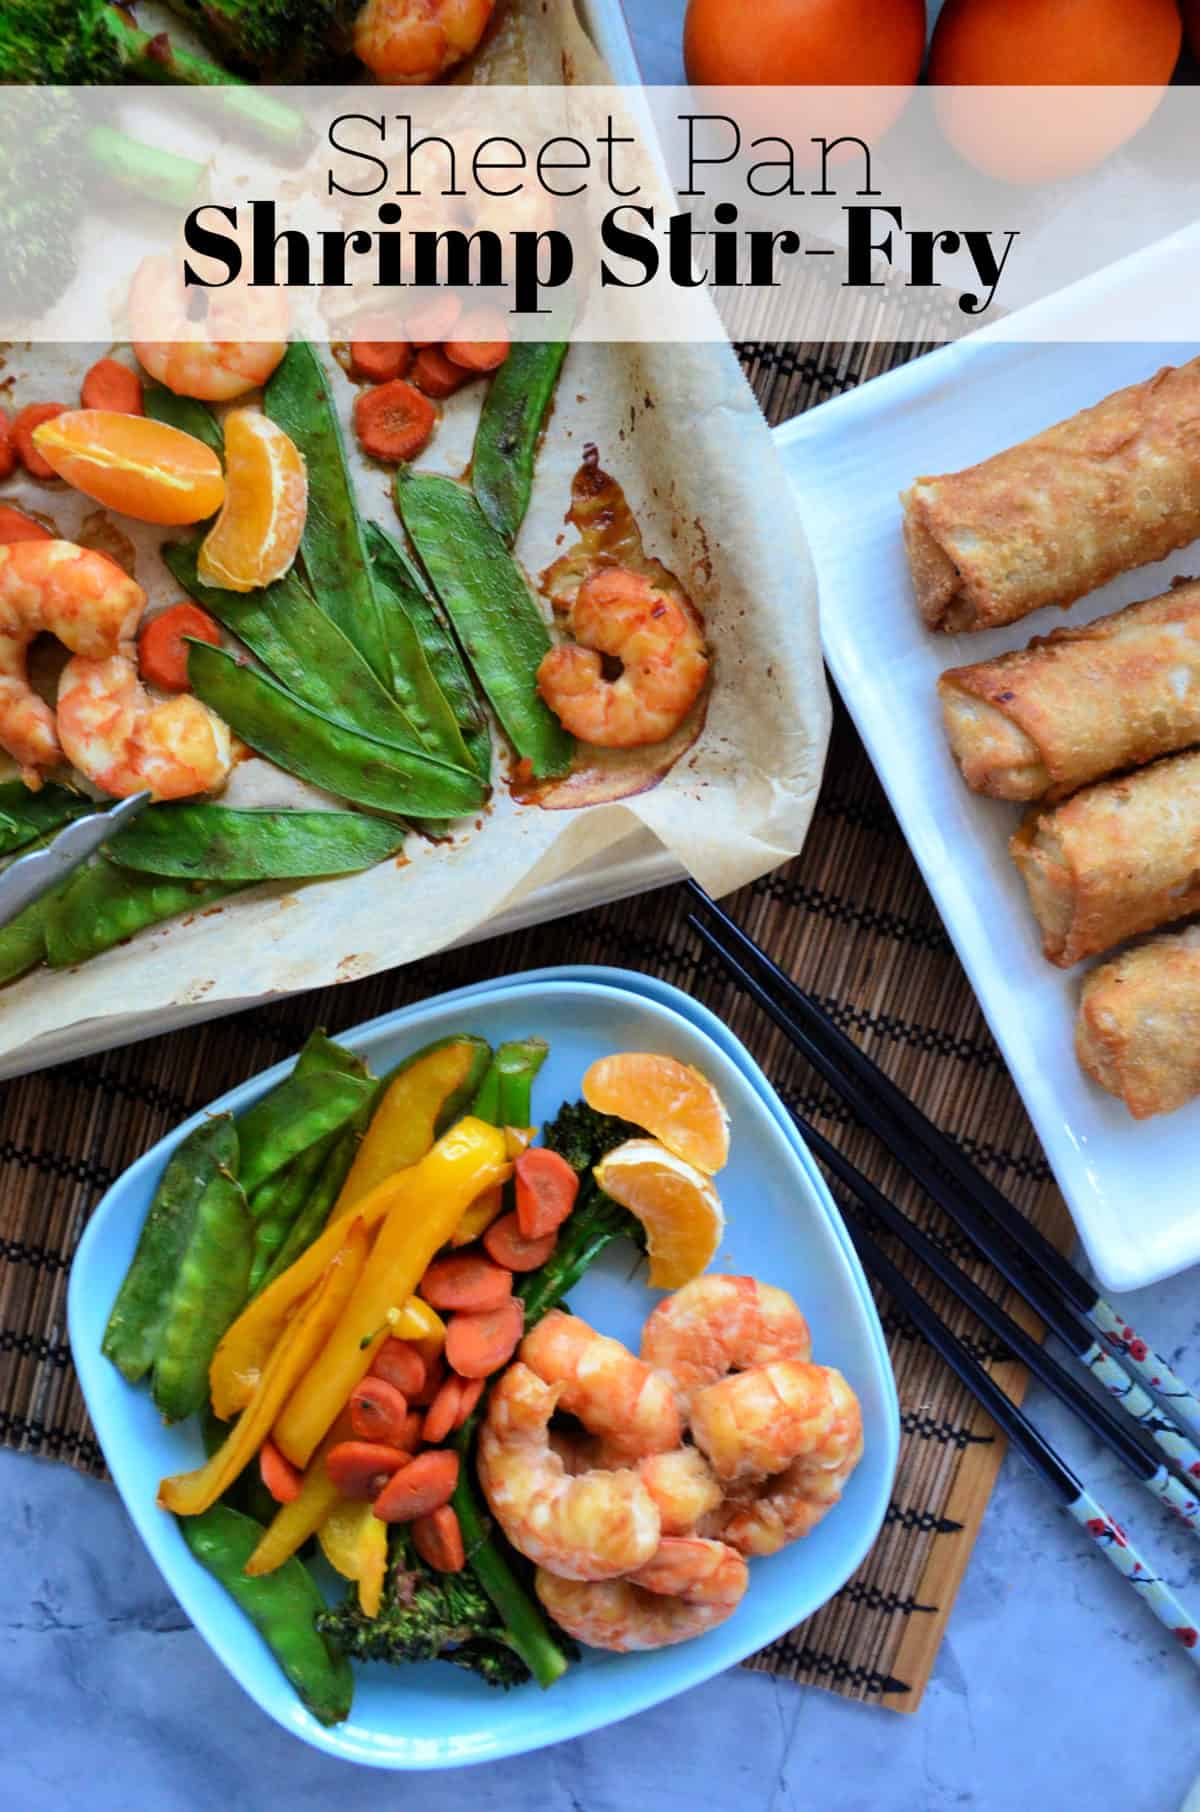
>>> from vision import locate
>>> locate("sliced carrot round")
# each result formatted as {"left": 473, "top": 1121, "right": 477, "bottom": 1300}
{"left": 419, "top": 1250, "right": 513, "bottom": 1313}
{"left": 138, "top": 602, "right": 221, "bottom": 693}
{"left": 349, "top": 1375, "right": 410, "bottom": 1446}
{"left": 353, "top": 380, "right": 437, "bottom": 464}
{"left": 483, "top": 1209, "right": 557, "bottom": 1272}
{"left": 325, "top": 1440, "right": 410, "bottom": 1501}
{"left": 14, "top": 404, "right": 68, "bottom": 481}
{"left": 444, "top": 308, "right": 511, "bottom": 373}
{"left": 409, "top": 1351, "right": 445, "bottom": 1407}
{"left": 421, "top": 1372, "right": 463, "bottom": 1445}
{"left": 372, "top": 1449, "right": 460, "bottom": 1524}
{"left": 30, "top": 409, "right": 224, "bottom": 524}
{"left": 412, "top": 1504, "right": 465, "bottom": 1573}
{"left": 0, "top": 504, "right": 52, "bottom": 545}
{"left": 348, "top": 315, "right": 413, "bottom": 384}
{"left": 444, "top": 1297, "right": 524, "bottom": 1380}
{"left": 81, "top": 358, "right": 144, "bottom": 416}
{"left": 411, "top": 346, "right": 473, "bottom": 400}
{"left": 514, "top": 1147, "right": 579, "bottom": 1240}
{"left": 452, "top": 1375, "right": 485, "bottom": 1429}
{"left": 370, "top": 1337, "right": 426, "bottom": 1400}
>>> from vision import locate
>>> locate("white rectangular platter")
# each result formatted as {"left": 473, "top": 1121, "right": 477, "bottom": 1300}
{"left": 774, "top": 304, "right": 1200, "bottom": 1293}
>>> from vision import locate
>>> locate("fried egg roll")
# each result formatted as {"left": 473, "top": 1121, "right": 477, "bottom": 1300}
{"left": 1076, "top": 928, "right": 1200, "bottom": 1119}
{"left": 1010, "top": 748, "right": 1200, "bottom": 967}
{"left": 903, "top": 359, "right": 1200, "bottom": 634}
{"left": 939, "top": 580, "right": 1200, "bottom": 801}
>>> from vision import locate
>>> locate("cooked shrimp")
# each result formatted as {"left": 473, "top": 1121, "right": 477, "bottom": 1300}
{"left": 705, "top": 1372, "right": 864, "bottom": 1557}
{"left": 354, "top": 0, "right": 495, "bottom": 82}
{"left": 0, "top": 541, "right": 144, "bottom": 784}
{"left": 637, "top": 1448, "right": 723, "bottom": 1536}
{"left": 640, "top": 1275, "right": 812, "bottom": 1416}
{"left": 477, "top": 1363, "right": 660, "bottom": 1581}
{"left": 535, "top": 1538, "right": 747, "bottom": 1651}
{"left": 57, "top": 654, "right": 233, "bottom": 801}
{"left": 129, "top": 255, "right": 289, "bottom": 403}
{"left": 520, "top": 1309, "right": 682, "bottom": 1461}
{"left": 536, "top": 567, "right": 709, "bottom": 749}
{"left": 690, "top": 1360, "right": 844, "bottom": 1485}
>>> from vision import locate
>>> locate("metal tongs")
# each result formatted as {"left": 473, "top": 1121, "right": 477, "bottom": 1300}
{"left": 0, "top": 792, "right": 152, "bottom": 929}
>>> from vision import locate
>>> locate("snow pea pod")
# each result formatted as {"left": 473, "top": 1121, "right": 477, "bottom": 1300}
{"left": 265, "top": 342, "right": 391, "bottom": 690}
{"left": 43, "top": 863, "right": 246, "bottom": 969}
{"left": 471, "top": 341, "right": 568, "bottom": 545}
{"left": 152, "top": 1168, "right": 253, "bottom": 1423}
{"left": 366, "top": 523, "right": 492, "bottom": 783}
{"left": 364, "top": 531, "right": 479, "bottom": 774}
{"left": 143, "top": 386, "right": 224, "bottom": 460}
{"left": 247, "top": 1131, "right": 337, "bottom": 1295}
{"left": 395, "top": 474, "right": 574, "bottom": 779}
{"left": 236, "top": 1070, "right": 375, "bottom": 1199}
{"left": 102, "top": 1114, "right": 238, "bottom": 1385}
{"left": 254, "top": 1106, "right": 373, "bottom": 1297}
{"left": 162, "top": 540, "right": 424, "bottom": 754}
{"left": 0, "top": 780, "right": 90, "bottom": 857}
{"left": 0, "top": 894, "right": 49, "bottom": 986}
{"left": 187, "top": 642, "right": 487, "bottom": 820}
{"left": 107, "top": 804, "right": 406, "bottom": 882}
{"left": 179, "top": 1504, "right": 354, "bottom": 1727}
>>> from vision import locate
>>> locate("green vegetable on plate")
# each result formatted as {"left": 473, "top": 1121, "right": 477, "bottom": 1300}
{"left": 471, "top": 341, "right": 569, "bottom": 546}
{"left": 396, "top": 473, "right": 574, "bottom": 780}
{"left": 265, "top": 342, "right": 393, "bottom": 691}
{"left": 107, "top": 803, "right": 407, "bottom": 883}
{"left": 103, "top": 1115, "right": 239, "bottom": 1387}
{"left": 236, "top": 1069, "right": 374, "bottom": 1200}
{"left": 180, "top": 1505, "right": 354, "bottom": 1727}
{"left": 152, "top": 1167, "right": 253, "bottom": 1423}
{"left": 164, "top": 539, "right": 427, "bottom": 755}
{"left": 187, "top": 641, "right": 488, "bottom": 821}
{"left": 0, "top": 779, "right": 90, "bottom": 857}
{"left": 44, "top": 863, "right": 247, "bottom": 969}
{"left": 365, "top": 523, "right": 493, "bottom": 783}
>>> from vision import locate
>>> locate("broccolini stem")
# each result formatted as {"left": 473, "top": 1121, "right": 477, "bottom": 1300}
{"left": 85, "top": 125, "right": 205, "bottom": 212}
{"left": 451, "top": 1446, "right": 569, "bottom": 1690}
{"left": 103, "top": 10, "right": 305, "bottom": 149}
{"left": 496, "top": 1038, "right": 549, "bottom": 1128}
{"left": 518, "top": 1194, "right": 640, "bottom": 1328}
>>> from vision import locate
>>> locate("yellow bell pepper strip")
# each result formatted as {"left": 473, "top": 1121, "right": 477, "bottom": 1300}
{"left": 318, "top": 1498, "right": 389, "bottom": 1618}
{"left": 504, "top": 1126, "right": 536, "bottom": 1159}
{"left": 210, "top": 1171, "right": 403, "bottom": 1420}
{"left": 449, "top": 1172, "right": 513, "bottom": 1247}
{"left": 272, "top": 1117, "right": 509, "bottom": 1469}
{"left": 243, "top": 1412, "right": 354, "bottom": 1577}
{"left": 389, "top": 1296, "right": 445, "bottom": 1348}
{"left": 160, "top": 1219, "right": 368, "bottom": 1516}
{"left": 332, "top": 1036, "right": 491, "bottom": 1223}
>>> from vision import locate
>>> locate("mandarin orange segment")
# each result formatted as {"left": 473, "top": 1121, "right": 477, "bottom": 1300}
{"left": 583, "top": 1053, "right": 730, "bottom": 1174}
{"left": 196, "top": 409, "right": 307, "bottom": 594}
{"left": 594, "top": 1139, "right": 725, "bottom": 1290}
{"left": 30, "top": 409, "right": 225, "bottom": 526}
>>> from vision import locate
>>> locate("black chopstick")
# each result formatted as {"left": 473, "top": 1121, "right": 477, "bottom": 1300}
{"left": 802, "top": 1117, "right": 1200, "bottom": 1524}
{"left": 846, "top": 1217, "right": 1200, "bottom": 1662}
{"left": 686, "top": 889, "right": 1200, "bottom": 1464}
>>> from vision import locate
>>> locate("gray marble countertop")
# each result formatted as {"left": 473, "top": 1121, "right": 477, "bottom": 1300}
{"left": 5, "top": 3, "right": 1200, "bottom": 1805}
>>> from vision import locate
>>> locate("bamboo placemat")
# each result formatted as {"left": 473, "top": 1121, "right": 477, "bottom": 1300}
{"left": 0, "top": 340, "right": 1071, "bottom": 1714}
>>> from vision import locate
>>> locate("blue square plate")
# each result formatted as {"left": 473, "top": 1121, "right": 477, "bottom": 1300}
{"left": 69, "top": 967, "right": 899, "bottom": 1768}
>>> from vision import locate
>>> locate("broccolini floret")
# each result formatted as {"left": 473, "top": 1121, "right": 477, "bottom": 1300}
{"left": 162, "top": 0, "right": 361, "bottom": 80}
{"left": 316, "top": 1532, "right": 534, "bottom": 1689}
